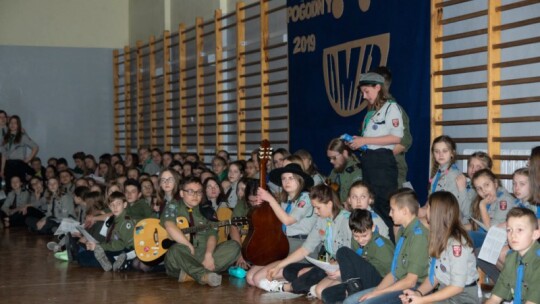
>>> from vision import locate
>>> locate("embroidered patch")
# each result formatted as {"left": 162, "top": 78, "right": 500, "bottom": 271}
{"left": 452, "top": 245, "right": 462, "bottom": 257}
{"left": 392, "top": 119, "right": 399, "bottom": 127}
{"left": 414, "top": 227, "right": 423, "bottom": 235}
{"left": 126, "top": 223, "right": 132, "bottom": 229}
{"left": 319, "top": 229, "right": 325, "bottom": 236}
{"left": 536, "top": 249, "right": 540, "bottom": 257}
{"left": 500, "top": 200, "right": 507, "bottom": 211}
{"left": 375, "top": 238, "right": 385, "bottom": 247}
{"left": 440, "top": 264, "right": 447, "bottom": 273}
{"left": 298, "top": 200, "right": 306, "bottom": 208}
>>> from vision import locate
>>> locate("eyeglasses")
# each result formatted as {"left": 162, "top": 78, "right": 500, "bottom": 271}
{"left": 182, "top": 189, "right": 204, "bottom": 197}
{"left": 160, "top": 177, "right": 175, "bottom": 184}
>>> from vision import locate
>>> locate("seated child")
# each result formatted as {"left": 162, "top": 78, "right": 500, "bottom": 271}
{"left": 162, "top": 176, "right": 240, "bottom": 287}
{"left": 76, "top": 191, "right": 135, "bottom": 271}
{"left": 400, "top": 191, "right": 479, "bottom": 303}
{"left": 124, "top": 179, "right": 154, "bottom": 221}
{"left": 347, "top": 180, "right": 389, "bottom": 239}
{"left": 343, "top": 188, "right": 429, "bottom": 304}
{"left": 1, "top": 176, "right": 30, "bottom": 228}
{"left": 319, "top": 209, "right": 394, "bottom": 303}
{"left": 485, "top": 207, "right": 540, "bottom": 304}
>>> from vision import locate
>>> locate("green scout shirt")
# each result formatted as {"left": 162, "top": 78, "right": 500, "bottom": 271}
{"left": 398, "top": 105, "right": 412, "bottom": 151}
{"left": 352, "top": 231, "right": 395, "bottom": 277}
{"left": 492, "top": 241, "right": 540, "bottom": 303}
{"left": 127, "top": 198, "right": 154, "bottom": 221}
{"left": 160, "top": 199, "right": 218, "bottom": 249}
{"left": 394, "top": 218, "right": 429, "bottom": 281}
{"left": 100, "top": 210, "right": 135, "bottom": 252}
{"left": 328, "top": 157, "right": 362, "bottom": 203}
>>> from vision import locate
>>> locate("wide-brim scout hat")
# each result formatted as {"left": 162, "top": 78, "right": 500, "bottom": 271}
{"left": 358, "top": 72, "right": 385, "bottom": 87}
{"left": 269, "top": 163, "right": 314, "bottom": 189}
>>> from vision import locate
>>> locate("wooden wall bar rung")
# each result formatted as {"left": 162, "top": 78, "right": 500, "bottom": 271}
{"left": 435, "top": 28, "right": 487, "bottom": 42}
{"left": 492, "top": 155, "right": 529, "bottom": 161}
{"left": 432, "top": 65, "right": 486, "bottom": 76}
{"left": 497, "top": 0, "right": 539, "bottom": 12}
{"left": 434, "top": 119, "right": 486, "bottom": 126}
{"left": 493, "top": 36, "right": 540, "bottom": 49}
{"left": 493, "top": 96, "right": 540, "bottom": 105}
{"left": 494, "top": 76, "right": 540, "bottom": 86}
{"left": 435, "top": 0, "right": 470, "bottom": 9}
{"left": 494, "top": 16, "right": 540, "bottom": 31}
{"left": 434, "top": 82, "right": 486, "bottom": 92}
{"left": 434, "top": 46, "right": 487, "bottom": 59}
{"left": 494, "top": 56, "right": 540, "bottom": 68}
{"left": 435, "top": 101, "right": 487, "bottom": 109}
{"left": 441, "top": 10, "right": 487, "bottom": 25}
{"left": 494, "top": 136, "right": 540, "bottom": 142}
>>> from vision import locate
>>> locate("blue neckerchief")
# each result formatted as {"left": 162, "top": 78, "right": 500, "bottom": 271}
{"left": 282, "top": 200, "right": 292, "bottom": 232}
{"left": 356, "top": 247, "right": 363, "bottom": 256}
{"left": 429, "top": 257, "right": 436, "bottom": 285}
{"left": 324, "top": 218, "right": 333, "bottom": 257}
{"left": 514, "top": 259, "right": 524, "bottom": 304}
{"left": 430, "top": 170, "right": 442, "bottom": 194}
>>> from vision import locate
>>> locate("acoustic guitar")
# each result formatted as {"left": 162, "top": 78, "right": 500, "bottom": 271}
{"left": 241, "top": 140, "right": 290, "bottom": 265}
{"left": 134, "top": 216, "right": 247, "bottom": 262}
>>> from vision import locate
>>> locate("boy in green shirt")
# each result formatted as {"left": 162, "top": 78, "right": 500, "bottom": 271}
{"left": 343, "top": 188, "right": 429, "bottom": 304}
{"left": 124, "top": 179, "right": 154, "bottom": 221}
{"left": 486, "top": 207, "right": 540, "bottom": 304}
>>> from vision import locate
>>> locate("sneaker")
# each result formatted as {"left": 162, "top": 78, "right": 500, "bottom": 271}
{"left": 93, "top": 245, "right": 112, "bottom": 271}
{"left": 112, "top": 253, "right": 127, "bottom": 271}
{"left": 178, "top": 269, "right": 195, "bottom": 283}
{"left": 259, "top": 279, "right": 285, "bottom": 292}
{"left": 54, "top": 250, "right": 69, "bottom": 261}
{"left": 47, "top": 241, "right": 61, "bottom": 252}
{"left": 307, "top": 285, "right": 317, "bottom": 298}
{"left": 200, "top": 272, "right": 222, "bottom": 287}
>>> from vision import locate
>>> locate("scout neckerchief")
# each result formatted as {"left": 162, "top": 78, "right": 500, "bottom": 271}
{"left": 324, "top": 217, "right": 333, "bottom": 258}
{"left": 7, "top": 134, "right": 15, "bottom": 150}
{"left": 429, "top": 257, "right": 436, "bottom": 285}
{"left": 514, "top": 258, "right": 524, "bottom": 304}
{"left": 9, "top": 192, "right": 18, "bottom": 210}
{"left": 430, "top": 164, "right": 458, "bottom": 194}
{"left": 361, "top": 110, "right": 376, "bottom": 136}
{"left": 282, "top": 200, "right": 293, "bottom": 233}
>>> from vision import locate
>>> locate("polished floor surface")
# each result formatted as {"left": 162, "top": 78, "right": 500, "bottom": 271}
{"left": 0, "top": 227, "right": 320, "bottom": 304}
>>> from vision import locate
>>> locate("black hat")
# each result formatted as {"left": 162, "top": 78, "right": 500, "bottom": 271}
{"left": 269, "top": 163, "right": 314, "bottom": 189}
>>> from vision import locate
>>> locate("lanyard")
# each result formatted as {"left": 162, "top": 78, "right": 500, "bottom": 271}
{"left": 514, "top": 261, "right": 524, "bottom": 304}
{"left": 282, "top": 200, "right": 292, "bottom": 233}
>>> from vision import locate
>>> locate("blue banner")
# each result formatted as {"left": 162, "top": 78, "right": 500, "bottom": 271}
{"left": 287, "top": 0, "right": 431, "bottom": 201}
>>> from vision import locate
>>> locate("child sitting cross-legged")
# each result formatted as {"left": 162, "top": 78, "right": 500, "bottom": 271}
{"left": 343, "top": 188, "right": 429, "bottom": 304}
{"left": 318, "top": 209, "right": 395, "bottom": 303}
{"left": 76, "top": 191, "right": 135, "bottom": 271}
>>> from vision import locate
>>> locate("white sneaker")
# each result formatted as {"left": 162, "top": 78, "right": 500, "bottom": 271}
{"left": 259, "top": 279, "right": 285, "bottom": 292}
{"left": 307, "top": 285, "right": 317, "bottom": 298}
{"left": 47, "top": 241, "right": 60, "bottom": 252}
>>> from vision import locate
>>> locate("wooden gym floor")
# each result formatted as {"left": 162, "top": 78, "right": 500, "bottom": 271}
{"left": 0, "top": 227, "right": 319, "bottom": 304}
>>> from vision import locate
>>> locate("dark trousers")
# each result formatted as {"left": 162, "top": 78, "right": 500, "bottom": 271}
{"left": 321, "top": 247, "right": 382, "bottom": 303}
{"left": 77, "top": 248, "right": 124, "bottom": 268}
{"left": 282, "top": 262, "right": 327, "bottom": 294}
{"left": 2, "top": 206, "right": 44, "bottom": 228}
{"left": 361, "top": 149, "right": 397, "bottom": 242}
{"left": 4, "top": 160, "right": 34, "bottom": 193}
{"left": 26, "top": 216, "right": 58, "bottom": 235}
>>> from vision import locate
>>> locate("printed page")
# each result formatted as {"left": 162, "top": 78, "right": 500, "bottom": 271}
{"left": 305, "top": 255, "right": 339, "bottom": 272}
{"left": 478, "top": 226, "right": 507, "bottom": 265}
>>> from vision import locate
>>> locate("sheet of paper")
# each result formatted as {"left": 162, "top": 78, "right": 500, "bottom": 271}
{"left": 99, "top": 217, "right": 110, "bottom": 237}
{"left": 478, "top": 226, "right": 507, "bottom": 265}
{"left": 305, "top": 255, "right": 339, "bottom": 272}
{"left": 55, "top": 218, "right": 81, "bottom": 235}
{"left": 77, "top": 226, "right": 99, "bottom": 244}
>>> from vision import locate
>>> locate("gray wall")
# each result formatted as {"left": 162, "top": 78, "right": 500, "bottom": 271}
{"left": 0, "top": 45, "right": 114, "bottom": 164}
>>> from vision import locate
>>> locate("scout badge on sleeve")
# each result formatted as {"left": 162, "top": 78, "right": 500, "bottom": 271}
{"left": 392, "top": 119, "right": 399, "bottom": 127}
{"left": 452, "top": 245, "right": 462, "bottom": 257}
{"left": 499, "top": 200, "right": 507, "bottom": 211}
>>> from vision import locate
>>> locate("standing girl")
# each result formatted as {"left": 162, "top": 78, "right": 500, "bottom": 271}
{"left": 400, "top": 191, "right": 479, "bottom": 304}
{"left": 0, "top": 115, "right": 39, "bottom": 193}
{"left": 258, "top": 184, "right": 351, "bottom": 294}
{"left": 247, "top": 163, "right": 317, "bottom": 288}
{"left": 349, "top": 73, "right": 403, "bottom": 238}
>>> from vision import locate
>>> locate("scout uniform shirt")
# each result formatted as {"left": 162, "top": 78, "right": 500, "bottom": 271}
{"left": 395, "top": 105, "right": 412, "bottom": 187}
{"left": 126, "top": 198, "right": 155, "bottom": 221}
{"left": 362, "top": 100, "right": 404, "bottom": 150}
{"left": 515, "top": 199, "right": 540, "bottom": 219}
{"left": 486, "top": 187, "right": 515, "bottom": 227}
{"left": 459, "top": 178, "right": 477, "bottom": 223}
{"left": 328, "top": 157, "right": 362, "bottom": 203}
{"left": 393, "top": 217, "right": 429, "bottom": 281}
{"left": 430, "top": 163, "right": 470, "bottom": 223}
{"left": 0, "top": 133, "right": 38, "bottom": 161}
{"left": 492, "top": 241, "right": 540, "bottom": 303}
{"left": 141, "top": 158, "right": 160, "bottom": 175}
{"left": 46, "top": 193, "right": 75, "bottom": 222}
{"left": 161, "top": 199, "right": 218, "bottom": 249}
{"left": 100, "top": 210, "right": 136, "bottom": 252}
{"left": 282, "top": 191, "right": 317, "bottom": 237}
{"left": 1, "top": 189, "right": 30, "bottom": 214}
{"left": 353, "top": 231, "right": 395, "bottom": 277}
{"left": 429, "top": 237, "right": 478, "bottom": 287}
{"left": 302, "top": 210, "right": 352, "bottom": 259}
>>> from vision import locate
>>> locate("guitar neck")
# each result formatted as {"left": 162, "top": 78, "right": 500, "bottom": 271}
{"left": 180, "top": 219, "right": 232, "bottom": 234}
